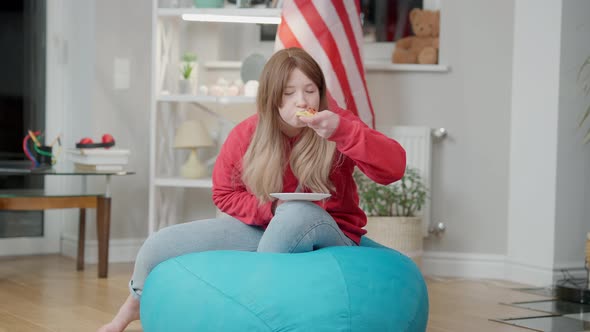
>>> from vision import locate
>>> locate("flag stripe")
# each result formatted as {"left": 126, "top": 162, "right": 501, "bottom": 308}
{"left": 293, "top": 0, "right": 360, "bottom": 122}
{"left": 281, "top": 4, "right": 347, "bottom": 109}
{"left": 312, "top": 1, "right": 373, "bottom": 127}
{"left": 332, "top": 1, "right": 375, "bottom": 128}
{"left": 276, "top": 0, "right": 374, "bottom": 127}
{"left": 277, "top": 14, "right": 302, "bottom": 49}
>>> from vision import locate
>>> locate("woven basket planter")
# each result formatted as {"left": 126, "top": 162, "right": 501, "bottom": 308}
{"left": 364, "top": 216, "right": 423, "bottom": 268}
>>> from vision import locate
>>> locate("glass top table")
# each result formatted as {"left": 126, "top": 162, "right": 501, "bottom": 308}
{"left": 0, "top": 160, "right": 135, "bottom": 278}
{"left": 0, "top": 160, "right": 135, "bottom": 176}
{"left": 0, "top": 160, "right": 135, "bottom": 197}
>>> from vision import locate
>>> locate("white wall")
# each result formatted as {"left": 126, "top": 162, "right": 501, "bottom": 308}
{"left": 53, "top": 0, "right": 95, "bottom": 241}
{"left": 91, "top": 0, "right": 152, "bottom": 241}
{"left": 554, "top": 0, "right": 590, "bottom": 270}
{"left": 60, "top": 0, "right": 151, "bottom": 252}
{"left": 65, "top": 0, "right": 518, "bottom": 263}
{"left": 59, "top": 0, "right": 590, "bottom": 285}
{"left": 506, "top": 0, "right": 562, "bottom": 285}
{"left": 371, "top": 0, "right": 515, "bottom": 256}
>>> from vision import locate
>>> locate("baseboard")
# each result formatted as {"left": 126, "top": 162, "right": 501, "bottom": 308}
{"left": 61, "top": 233, "right": 144, "bottom": 263}
{"left": 422, "top": 251, "right": 506, "bottom": 280}
{"left": 505, "top": 259, "right": 588, "bottom": 286}
{"left": 423, "top": 251, "right": 587, "bottom": 286}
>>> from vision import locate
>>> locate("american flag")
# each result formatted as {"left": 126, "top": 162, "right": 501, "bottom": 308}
{"left": 275, "top": 0, "right": 375, "bottom": 128}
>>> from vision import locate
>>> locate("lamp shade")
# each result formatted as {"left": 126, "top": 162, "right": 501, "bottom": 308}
{"left": 174, "top": 120, "right": 214, "bottom": 148}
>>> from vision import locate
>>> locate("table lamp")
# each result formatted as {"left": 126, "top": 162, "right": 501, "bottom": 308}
{"left": 174, "top": 120, "right": 214, "bottom": 178}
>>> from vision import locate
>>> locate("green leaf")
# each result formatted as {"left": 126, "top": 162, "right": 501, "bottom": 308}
{"left": 182, "top": 52, "right": 198, "bottom": 62}
{"left": 180, "top": 63, "right": 194, "bottom": 79}
{"left": 353, "top": 166, "right": 428, "bottom": 217}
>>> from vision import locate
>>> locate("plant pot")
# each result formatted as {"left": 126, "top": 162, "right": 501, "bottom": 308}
{"left": 178, "top": 61, "right": 198, "bottom": 92}
{"left": 365, "top": 216, "right": 423, "bottom": 268}
{"left": 178, "top": 79, "right": 195, "bottom": 94}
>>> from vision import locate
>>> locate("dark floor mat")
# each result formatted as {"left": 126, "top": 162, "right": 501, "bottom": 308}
{"left": 502, "top": 300, "right": 590, "bottom": 315}
{"left": 513, "top": 287, "right": 557, "bottom": 298}
{"left": 491, "top": 315, "right": 590, "bottom": 332}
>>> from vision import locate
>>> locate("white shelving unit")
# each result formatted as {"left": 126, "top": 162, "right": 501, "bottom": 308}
{"left": 148, "top": 2, "right": 448, "bottom": 234}
{"left": 154, "top": 177, "right": 213, "bottom": 188}
{"left": 157, "top": 94, "right": 255, "bottom": 104}
{"left": 157, "top": 7, "right": 282, "bottom": 18}
{"left": 148, "top": 2, "right": 277, "bottom": 234}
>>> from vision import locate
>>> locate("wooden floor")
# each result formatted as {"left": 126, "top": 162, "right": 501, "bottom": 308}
{"left": 0, "top": 255, "right": 552, "bottom": 332}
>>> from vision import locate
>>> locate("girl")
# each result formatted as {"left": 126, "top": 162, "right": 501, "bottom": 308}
{"left": 98, "top": 47, "right": 405, "bottom": 332}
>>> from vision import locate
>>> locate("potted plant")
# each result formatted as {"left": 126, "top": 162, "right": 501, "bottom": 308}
{"left": 179, "top": 52, "right": 198, "bottom": 94}
{"left": 354, "top": 166, "right": 428, "bottom": 266}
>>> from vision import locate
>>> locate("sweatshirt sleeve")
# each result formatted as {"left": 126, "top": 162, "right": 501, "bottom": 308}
{"left": 212, "top": 120, "right": 274, "bottom": 226}
{"left": 328, "top": 107, "right": 406, "bottom": 185}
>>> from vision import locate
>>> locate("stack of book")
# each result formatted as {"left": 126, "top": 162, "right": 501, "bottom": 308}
{"left": 67, "top": 148, "right": 130, "bottom": 171}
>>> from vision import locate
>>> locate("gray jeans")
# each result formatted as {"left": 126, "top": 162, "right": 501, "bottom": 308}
{"left": 129, "top": 201, "right": 356, "bottom": 298}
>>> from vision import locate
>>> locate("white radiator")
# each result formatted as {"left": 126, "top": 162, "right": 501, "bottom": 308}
{"left": 390, "top": 126, "right": 433, "bottom": 237}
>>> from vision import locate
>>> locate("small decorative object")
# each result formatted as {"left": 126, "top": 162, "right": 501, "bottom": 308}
{"left": 67, "top": 148, "right": 130, "bottom": 172}
{"left": 354, "top": 166, "right": 428, "bottom": 267}
{"left": 75, "top": 134, "right": 116, "bottom": 149}
{"left": 174, "top": 120, "right": 214, "bottom": 179}
{"left": 232, "top": 79, "right": 244, "bottom": 92}
{"left": 227, "top": 0, "right": 266, "bottom": 5}
{"left": 226, "top": 85, "right": 240, "bottom": 96}
{"left": 22, "top": 130, "right": 58, "bottom": 166}
{"left": 179, "top": 52, "right": 198, "bottom": 94}
{"left": 391, "top": 9, "right": 440, "bottom": 64}
{"left": 243, "top": 80, "right": 259, "bottom": 97}
{"left": 241, "top": 53, "right": 266, "bottom": 83}
{"left": 193, "top": 0, "right": 224, "bottom": 8}
{"left": 209, "top": 85, "right": 224, "bottom": 97}
{"left": 236, "top": 0, "right": 252, "bottom": 8}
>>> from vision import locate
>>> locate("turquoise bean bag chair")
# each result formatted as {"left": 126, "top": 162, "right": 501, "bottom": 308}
{"left": 140, "top": 237, "right": 429, "bottom": 331}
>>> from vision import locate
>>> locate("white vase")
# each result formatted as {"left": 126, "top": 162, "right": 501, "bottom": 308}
{"left": 178, "top": 61, "right": 198, "bottom": 94}
{"left": 178, "top": 79, "right": 194, "bottom": 94}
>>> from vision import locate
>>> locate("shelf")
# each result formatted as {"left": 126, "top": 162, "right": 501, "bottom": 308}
{"left": 158, "top": 94, "right": 255, "bottom": 104}
{"left": 364, "top": 62, "right": 450, "bottom": 73}
{"left": 154, "top": 177, "right": 213, "bottom": 188}
{"left": 204, "top": 61, "right": 241, "bottom": 69}
{"left": 158, "top": 7, "right": 282, "bottom": 19}
{"left": 202, "top": 60, "right": 450, "bottom": 73}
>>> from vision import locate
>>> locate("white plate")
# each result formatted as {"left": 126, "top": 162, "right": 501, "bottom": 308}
{"left": 270, "top": 193, "right": 331, "bottom": 201}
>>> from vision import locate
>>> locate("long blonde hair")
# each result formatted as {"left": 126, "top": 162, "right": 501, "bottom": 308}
{"left": 242, "top": 48, "right": 337, "bottom": 203}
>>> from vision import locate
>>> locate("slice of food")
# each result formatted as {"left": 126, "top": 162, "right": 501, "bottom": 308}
{"left": 295, "top": 107, "right": 318, "bottom": 117}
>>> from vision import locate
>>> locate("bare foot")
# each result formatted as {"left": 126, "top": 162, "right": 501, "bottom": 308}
{"left": 97, "top": 295, "right": 140, "bottom": 332}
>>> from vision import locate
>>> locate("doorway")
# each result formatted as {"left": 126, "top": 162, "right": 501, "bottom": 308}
{"left": 0, "top": 0, "right": 62, "bottom": 256}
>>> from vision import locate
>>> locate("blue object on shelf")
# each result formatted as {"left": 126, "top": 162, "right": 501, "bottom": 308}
{"left": 193, "top": 0, "right": 224, "bottom": 8}
{"left": 140, "top": 237, "right": 429, "bottom": 332}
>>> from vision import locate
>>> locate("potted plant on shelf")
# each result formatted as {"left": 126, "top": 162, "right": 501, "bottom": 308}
{"left": 354, "top": 166, "right": 428, "bottom": 267}
{"left": 179, "top": 52, "right": 198, "bottom": 94}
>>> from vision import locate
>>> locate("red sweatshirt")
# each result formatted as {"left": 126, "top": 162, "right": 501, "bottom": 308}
{"left": 212, "top": 106, "right": 406, "bottom": 244}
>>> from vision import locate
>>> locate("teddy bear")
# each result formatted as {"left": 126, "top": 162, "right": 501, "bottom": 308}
{"left": 392, "top": 8, "right": 440, "bottom": 65}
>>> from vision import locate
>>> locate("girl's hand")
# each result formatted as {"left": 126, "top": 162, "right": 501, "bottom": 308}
{"left": 298, "top": 110, "right": 340, "bottom": 138}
